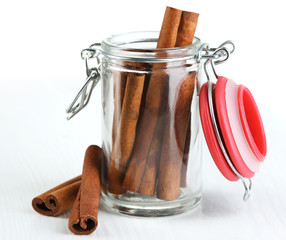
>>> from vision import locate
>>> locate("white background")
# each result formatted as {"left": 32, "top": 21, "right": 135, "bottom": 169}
{"left": 0, "top": 0, "right": 286, "bottom": 239}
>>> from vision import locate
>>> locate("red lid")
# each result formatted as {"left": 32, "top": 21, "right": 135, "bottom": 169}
{"left": 199, "top": 82, "right": 238, "bottom": 181}
{"left": 199, "top": 76, "right": 267, "bottom": 181}
{"left": 237, "top": 85, "right": 267, "bottom": 162}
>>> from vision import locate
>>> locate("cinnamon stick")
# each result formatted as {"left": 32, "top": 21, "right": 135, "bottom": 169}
{"left": 32, "top": 176, "right": 81, "bottom": 216}
{"left": 111, "top": 62, "right": 151, "bottom": 147}
{"left": 121, "top": 7, "right": 182, "bottom": 193}
{"left": 175, "top": 11, "right": 199, "bottom": 47}
{"left": 156, "top": 11, "right": 199, "bottom": 200}
{"left": 112, "top": 71, "right": 128, "bottom": 146}
{"left": 138, "top": 113, "right": 166, "bottom": 195}
{"left": 108, "top": 73, "right": 145, "bottom": 194}
{"left": 68, "top": 145, "right": 102, "bottom": 235}
{"left": 180, "top": 121, "right": 191, "bottom": 187}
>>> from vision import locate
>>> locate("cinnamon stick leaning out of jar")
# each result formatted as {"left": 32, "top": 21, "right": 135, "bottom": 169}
{"left": 122, "top": 6, "right": 183, "bottom": 193}
{"left": 157, "top": 11, "right": 199, "bottom": 200}
{"left": 122, "top": 7, "right": 199, "bottom": 200}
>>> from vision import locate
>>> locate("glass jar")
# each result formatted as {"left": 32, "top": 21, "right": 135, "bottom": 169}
{"left": 67, "top": 32, "right": 263, "bottom": 216}
{"left": 99, "top": 32, "right": 203, "bottom": 217}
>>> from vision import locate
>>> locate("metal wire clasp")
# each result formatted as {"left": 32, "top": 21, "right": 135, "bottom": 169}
{"left": 66, "top": 44, "right": 101, "bottom": 120}
{"left": 196, "top": 40, "right": 235, "bottom": 64}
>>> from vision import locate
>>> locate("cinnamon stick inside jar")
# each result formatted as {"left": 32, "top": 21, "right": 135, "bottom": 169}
{"left": 122, "top": 7, "right": 199, "bottom": 198}
{"left": 138, "top": 113, "right": 166, "bottom": 196}
{"left": 157, "top": 72, "right": 196, "bottom": 200}
{"left": 111, "top": 61, "right": 150, "bottom": 147}
{"left": 108, "top": 73, "right": 145, "bottom": 194}
{"left": 157, "top": 11, "right": 199, "bottom": 201}
{"left": 68, "top": 145, "right": 102, "bottom": 235}
{"left": 180, "top": 121, "right": 191, "bottom": 187}
{"left": 112, "top": 71, "right": 128, "bottom": 146}
{"left": 122, "top": 7, "right": 183, "bottom": 192}
{"left": 32, "top": 176, "right": 81, "bottom": 216}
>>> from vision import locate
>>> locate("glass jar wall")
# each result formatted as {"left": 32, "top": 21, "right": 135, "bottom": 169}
{"left": 100, "top": 32, "right": 202, "bottom": 216}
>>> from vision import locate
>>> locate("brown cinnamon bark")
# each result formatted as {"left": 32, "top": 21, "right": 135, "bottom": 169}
{"left": 111, "top": 62, "right": 152, "bottom": 146}
{"left": 138, "top": 113, "right": 166, "bottom": 195}
{"left": 157, "top": 7, "right": 183, "bottom": 48}
{"left": 175, "top": 11, "right": 199, "bottom": 47}
{"left": 112, "top": 71, "right": 128, "bottom": 146}
{"left": 108, "top": 73, "right": 145, "bottom": 194}
{"left": 68, "top": 145, "right": 102, "bottom": 235}
{"left": 157, "top": 11, "right": 199, "bottom": 201}
{"left": 121, "top": 7, "right": 182, "bottom": 193}
{"left": 174, "top": 72, "right": 196, "bottom": 154}
{"left": 32, "top": 176, "right": 81, "bottom": 216}
{"left": 180, "top": 121, "right": 191, "bottom": 187}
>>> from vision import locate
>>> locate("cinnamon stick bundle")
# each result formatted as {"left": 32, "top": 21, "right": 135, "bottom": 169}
{"left": 32, "top": 176, "right": 81, "bottom": 216}
{"left": 68, "top": 145, "right": 102, "bottom": 235}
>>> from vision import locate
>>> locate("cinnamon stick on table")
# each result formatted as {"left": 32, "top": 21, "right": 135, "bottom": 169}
{"left": 32, "top": 176, "right": 81, "bottom": 216}
{"left": 68, "top": 145, "right": 102, "bottom": 235}
{"left": 122, "top": 6, "right": 183, "bottom": 193}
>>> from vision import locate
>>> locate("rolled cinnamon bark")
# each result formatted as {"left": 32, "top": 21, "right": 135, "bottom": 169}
{"left": 157, "top": 11, "right": 199, "bottom": 201}
{"left": 112, "top": 71, "right": 128, "bottom": 146}
{"left": 180, "top": 121, "right": 191, "bottom": 187}
{"left": 138, "top": 113, "right": 166, "bottom": 196}
{"left": 122, "top": 6, "right": 182, "bottom": 193}
{"left": 68, "top": 145, "right": 102, "bottom": 235}
{"left": 108, "top": 73, "right": 145, "bottom": 194}
{"left": 175, "top": 11, "right": 199, "bottom": 47}
{"left": 157, "top": 7, "right": 183, "bottom": 48}
{"left": 32, "top": 176, "right": 81, "bottom": 216}
{"left": 174, "top": 72, "right": 196, "bottom": 154}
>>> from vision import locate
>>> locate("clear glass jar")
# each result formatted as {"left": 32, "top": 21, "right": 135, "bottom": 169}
{"left": 100, "top": 32, "right": 202, "bottom": 217}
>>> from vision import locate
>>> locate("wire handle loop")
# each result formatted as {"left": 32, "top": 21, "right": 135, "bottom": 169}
{"left": 66, "top": 69, "right": 100, "bottom": 120}
{"left": 66, "top": 44, "right": 101, "bottom": 120}
{"left": 196, "top": 40, "right": 234, "bottom": 64}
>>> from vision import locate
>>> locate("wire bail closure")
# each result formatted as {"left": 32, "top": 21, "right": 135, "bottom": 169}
{"left": 199, "top": 41, "right": 252, "bottom": 201}
{"left": 66, "top": 46, "right": 101, "bottom": 120}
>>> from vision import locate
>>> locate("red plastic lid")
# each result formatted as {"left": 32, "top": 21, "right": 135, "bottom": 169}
{"left": 225, "top": 79, "right": 261, "bottom": 173}
{"left": 199, "top": 82, "right": 239, "bottom": 181}
{"left": 237, "top": 85, "right": 267, "bottom": 162}
{"left": 199, "top": 76, "right": 267, "bottom": 181}
{"left": 215, "top": 77, "right": 255, "bottom": 178}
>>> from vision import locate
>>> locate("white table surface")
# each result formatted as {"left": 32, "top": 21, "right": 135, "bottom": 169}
{"left": 1, "top": 0, "right": 286, "bottom": 239}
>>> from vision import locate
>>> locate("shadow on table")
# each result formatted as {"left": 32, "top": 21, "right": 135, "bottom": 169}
{"left": 200, "top": 190, "right": 239, "bottom": 217}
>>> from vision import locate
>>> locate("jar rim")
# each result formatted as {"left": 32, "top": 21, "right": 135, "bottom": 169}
{"left": 100, "top": 31, "right": 201, "bottom": 63}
